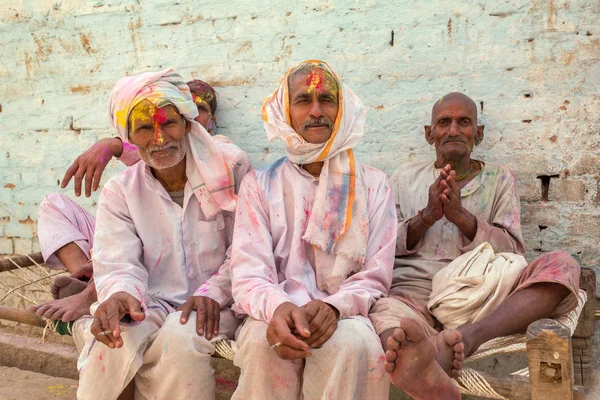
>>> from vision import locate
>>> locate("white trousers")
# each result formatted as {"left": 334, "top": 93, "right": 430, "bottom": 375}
{"left": 232, "top": 318, "right": 390, "bottom": 400}
{"left": 74, "top": 303, "right": 239, "bottom": 400}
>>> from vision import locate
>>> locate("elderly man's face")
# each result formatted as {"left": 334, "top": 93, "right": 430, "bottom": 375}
{"left": 128, "top": 100, "right": 190, "bottom": 169}
{"left": 288, "top": 68, "right": 339, "bottom": 144}
{"left": 192, "top": 92, "right": 215, "bottom": 132}
{"left": 425, "top": 95, "right": 484, "bottom": 160}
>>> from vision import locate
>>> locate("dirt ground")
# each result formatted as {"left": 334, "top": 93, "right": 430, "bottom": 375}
{"left": 1, "top": 365, "right": 599, "bottom": 400}
{"left": 0, "top": 366, "right": 77, "bottom": 400}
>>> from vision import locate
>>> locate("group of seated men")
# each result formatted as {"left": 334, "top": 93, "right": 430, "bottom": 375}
{"left": 30, "top": 60, "right": 581, "bottom": 400}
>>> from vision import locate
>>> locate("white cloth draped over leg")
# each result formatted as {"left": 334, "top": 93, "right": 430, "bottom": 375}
{"left": 75, "top": 300, "right": 240, "bottom": 400}
{"left": 232, "top": 318, "right": 389, "bottom": 400}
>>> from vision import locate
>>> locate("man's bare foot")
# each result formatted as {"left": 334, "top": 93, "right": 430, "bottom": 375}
{"left": 385, "top": 318, "right": 460, "bottom": 400}
{"left": 430, "top": 329, "right": 465, "bottom": 377}
{"left": 50, "top": 276, "right": 88, "bottom": 300}
{"left": 30, "top": 283, "right": 96, "bottom": 322}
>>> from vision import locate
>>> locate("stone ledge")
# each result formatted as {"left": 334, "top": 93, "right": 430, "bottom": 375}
{"left": 0, "top": 331, "right": 240, "bottom": 399}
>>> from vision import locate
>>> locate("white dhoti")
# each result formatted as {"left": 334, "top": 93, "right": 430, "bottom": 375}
{"left": 232, "top": 318, "right": 389, "bottom": 400}
{"left": 74, "top": 300, "right": 240, "bottom": 400}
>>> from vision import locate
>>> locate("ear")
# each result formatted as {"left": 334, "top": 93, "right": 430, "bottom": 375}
{"left": 185, "top": 119, "right": 192, "bottom": 134}
{"left": 206, "top": 116, "right": 216, "bottom": 133}
{"left": 424, "top": 125, "right": 434, "bottom": 145}
{"left": 475, "top": 125, "right": 484, "bottom": 145}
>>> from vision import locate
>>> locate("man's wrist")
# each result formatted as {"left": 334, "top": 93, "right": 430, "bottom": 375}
{"left": 108, "top": 137, "right": 124, "bottom": 158}
{"left": 419, "top": 208, "right": 435, "bottom": 227}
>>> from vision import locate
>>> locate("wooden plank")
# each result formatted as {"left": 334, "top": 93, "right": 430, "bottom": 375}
{"left": 0, "top": 305, "right": 45, "bottom": 327}
{"left": 527, "top": 319, "right": 574, "bottom": 400}
{"left": 573, "top": 267, "right": 596, "bottom": 338}
{"left": 0, "top": 253, "right": 44, "bottom": 273}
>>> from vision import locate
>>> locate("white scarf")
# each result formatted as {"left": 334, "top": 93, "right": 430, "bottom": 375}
{"left": 262, "top": 60, "right": 368, "bottom": 293}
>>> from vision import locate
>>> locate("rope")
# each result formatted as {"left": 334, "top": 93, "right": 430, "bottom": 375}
{"left": 6, "top": 256, "right": 50, "bottom": 293}
{"left": 214, "top": 339, "right": 236, "bottom": 360}
{"left": 0, "top": 270, "right": 67, "bottom": 303}
{"left": 41, "top": 319, "right": 75, "bottom": 343}
{"left": 453, "top": 368, "right": 508, "bottom": 400}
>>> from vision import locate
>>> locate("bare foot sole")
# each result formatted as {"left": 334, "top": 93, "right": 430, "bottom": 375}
{"left": 30, "top": 284, "right": 95, "bottom": 322}
{"left": 50, "top": 275, "right": 88, "bottom": 300}
{"left": 385, "top": 318, "right": 460, "bottom": 400}
{"left": 430, "top": 329, "right": 465, "bottom": 377}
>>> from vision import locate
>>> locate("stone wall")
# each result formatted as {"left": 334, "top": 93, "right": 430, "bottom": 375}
{"left": 1, "top": 0, "right": 599, "bottom": 266}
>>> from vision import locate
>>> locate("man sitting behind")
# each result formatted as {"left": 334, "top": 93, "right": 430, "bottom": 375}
{"left": 229, "top": 60, "right": 397, "bottom": 400}
{"left": 370, "top": 92, "right": 580, "bottom": 400}
{"left": 31, "top": 79, "right": 221, "bottom": 323}
{"left": 75, "top": 69, "right": 250, "bottom": 400}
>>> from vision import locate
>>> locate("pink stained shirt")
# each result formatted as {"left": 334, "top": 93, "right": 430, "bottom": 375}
{"left": 230, "top": 158, "right": 397, "bottom": 325}
{"left": 92, "top": 142, "right": 251, "bottom": 308}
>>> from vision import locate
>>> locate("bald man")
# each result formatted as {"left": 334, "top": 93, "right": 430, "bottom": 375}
{"left": 369, "top": 92, "right": 581, "bottom": 400}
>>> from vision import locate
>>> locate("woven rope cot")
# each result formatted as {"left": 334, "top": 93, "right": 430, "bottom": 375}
{"left": 451, "top": 289, "right": 587, "bottom": 399}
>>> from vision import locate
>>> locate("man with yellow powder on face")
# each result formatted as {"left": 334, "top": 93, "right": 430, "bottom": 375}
{"left": 74, "top": 70, "right": 250, "bottom": 400}
{"left": 31, "top": 79, "right": 223, "bottom": 326}
{"left": 229, "top": 61, "right": 396, "bottom": 399}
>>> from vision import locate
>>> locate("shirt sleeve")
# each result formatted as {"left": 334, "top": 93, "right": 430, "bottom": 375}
{"left": 323, "top": 173, "right": 397, "bottom": 319}
{"left": 391, "top": 169, "right": 424, "bottom": 256}
{"left": 92, "top": 180, "right": 148, "bottom": 303}
{"left": 116, "top": 140, "right": 141, "bottom": 167}
{"left": 230, "top": 171, "right": 292, "bottom": 323}
{"left": 459, "top": 167, "right": 525, "bottom": 255}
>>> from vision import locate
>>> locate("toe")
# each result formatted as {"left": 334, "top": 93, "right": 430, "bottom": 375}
{"left": 399, "top": 318, "right": 425, "bottom": 343}
{"left": 391, "top": 327, "right": 407, "bottom": 343}
{"left": 387, "top": 336, "right": 401, "bottom": 351}
{"left": 384, "top": 361, "right": 396, "bottom": 373}
{"left": 50, "top": 308, "right": 65, "bottom": 321}
{"left": 385, "top": 349, "right": 398, "bottom": 363}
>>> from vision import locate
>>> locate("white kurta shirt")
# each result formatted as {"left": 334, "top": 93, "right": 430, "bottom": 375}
{"left": 391, "top": 161, "right": 525, "bottom": 304}
{"left": 93, "top": 144, "right": 251, "bottom": 308}
{"left": 231, "top": 157, "right": 397, "bottom": 325}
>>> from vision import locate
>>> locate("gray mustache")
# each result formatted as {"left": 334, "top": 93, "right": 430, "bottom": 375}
{"left": 300, "top": 117, "right": 333, "bottom": 132}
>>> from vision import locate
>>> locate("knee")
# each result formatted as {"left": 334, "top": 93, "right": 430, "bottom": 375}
{"left": 237, "top": 320, "right": 271, "bottom": 355}
{"left": 39, "top": 193, "right": 65, "bottom": 214}
{"left": 324, "top": 322, "right": 382, "bottom": 361}
{"left": 543, "top": 251, "right": 580, "bottom": 275}
{"left": 159, "top": 313, "right": 212, "bottom": 354}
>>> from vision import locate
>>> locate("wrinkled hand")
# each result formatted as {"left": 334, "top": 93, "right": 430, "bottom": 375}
{"left": 177, "top": 296, "right": 220, "bottom": 340}
{"left": 299, "top": 300, "right": 339, "bottom": 348}
{"left": 266, "top": 302, "right": 312, "bottom": 360}
{"left": 61, "top": 138, "right": 123, "bottom": 197}
{"left": 439, "top": 168, "right": 464, "bottom": 223}
{"left": 70, "top": 261, "right": 93, "bottom": 281}
{"left": 90, "top": 292, "right": 145, "bottom": 349}
{"left": 422, "top": 165, "right": 451, "bottom": 225}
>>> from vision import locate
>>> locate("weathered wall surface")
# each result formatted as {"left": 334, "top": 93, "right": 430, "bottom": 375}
{"left": 1, "top": 0, "right": 599, "bottom": 266}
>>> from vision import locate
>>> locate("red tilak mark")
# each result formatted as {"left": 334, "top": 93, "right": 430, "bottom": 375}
{"left": 306, "top": 69, "right": 324, "bottom": 90}
{"left": 153, "top": 107, "right": 167, "bottom": 125}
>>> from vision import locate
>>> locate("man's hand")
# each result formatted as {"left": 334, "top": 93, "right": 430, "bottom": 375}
{"left": 61, "top": 138, "right": 123, "bottom": 197}
{"left": 300, "top": 300, "right": 339, "bottom": 348}
{"left": 439, "top": 169, "right": 464, "bottom": 224}
{"left": 90, "top": 292, "right": 145, "bottom": 349}
{"left": 266, "top": 302, "right": 312, "bottom": 360}
{"left": 422, "top": 165, "right": 451, "bottom": 226}
{"left": 177, "top": 296, "right": 220, "bottom": 340}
